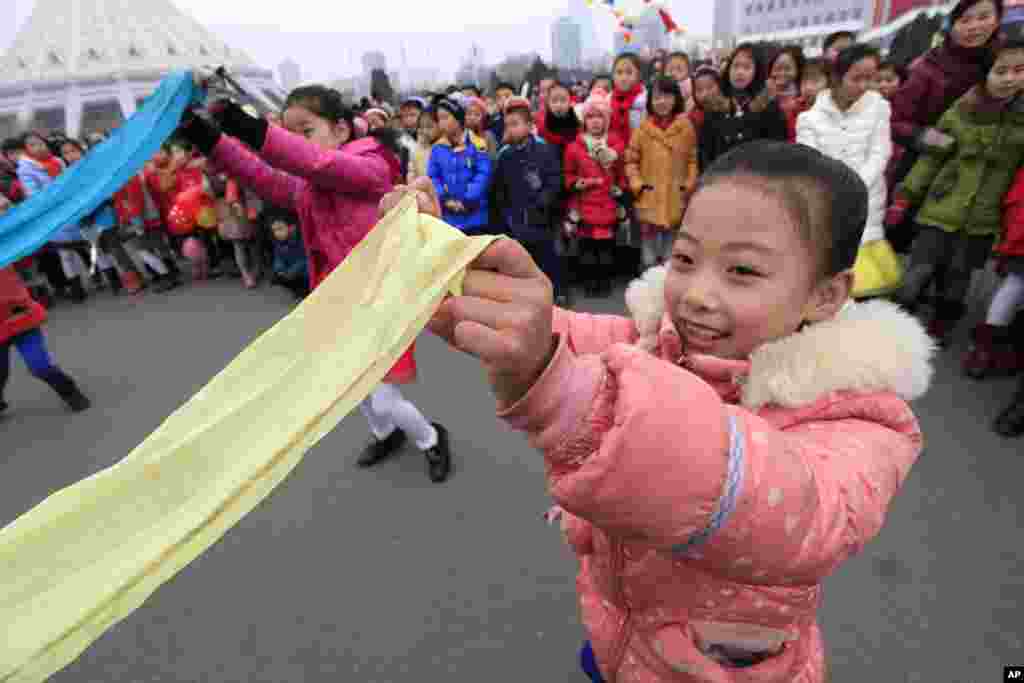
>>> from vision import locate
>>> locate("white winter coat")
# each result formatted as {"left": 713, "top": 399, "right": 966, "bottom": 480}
{"left": 796, "top": 89, "right": 892, "bottom": 244}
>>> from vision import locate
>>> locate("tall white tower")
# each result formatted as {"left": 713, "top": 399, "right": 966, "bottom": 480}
{"left": 0, "top": 0, "right": 283, "bottom": 138}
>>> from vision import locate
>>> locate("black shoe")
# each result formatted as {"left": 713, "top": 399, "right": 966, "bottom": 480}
{"left": 424, "top": 422, "right": 452, "bottom": 483}
{"left": 0, "top": 399, "right": 8, "bottom": 415}
{"left": 357, "top": 428, "right": 407, "bottom": 466}
{"left": 994, "top": 393, "right": 1024, "bottom": 438}
{"left": 151, "top": 274, "right": 177, "bottom": 293}
{"left": 65, "top": 390, "right": 91, "bottom": 413}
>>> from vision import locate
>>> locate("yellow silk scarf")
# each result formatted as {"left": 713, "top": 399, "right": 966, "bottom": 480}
{"left": 0, "top": 197, "right": 500, "bottom": 682}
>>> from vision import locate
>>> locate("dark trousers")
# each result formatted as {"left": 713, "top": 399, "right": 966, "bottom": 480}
{"left": 898, "top": 225, "right": 994, "bottom": 314}
{"left": 579, "top": 238, "right": 616, "bottom": 290}
{"left": 98, "top": 229, "right": 141, "bottom": 276}
{"left": 521, "top": 238, "right": 566, "bottom": 298}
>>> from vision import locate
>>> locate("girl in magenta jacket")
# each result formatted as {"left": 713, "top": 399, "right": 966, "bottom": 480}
{"left": 177, "top": 84, "right": 453, "bottom": 483}
{"left": 430, "top": 141, "right": 934, "bottom": 681}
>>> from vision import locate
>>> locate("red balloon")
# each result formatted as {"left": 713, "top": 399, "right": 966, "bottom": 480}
{"left": 166, "top": 185, "right": 211, "bottom": 236}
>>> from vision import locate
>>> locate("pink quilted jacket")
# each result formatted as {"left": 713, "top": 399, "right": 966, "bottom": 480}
{"left": 499, "top": 266, "right": 934, "bottom": 683}
{"left": 208, "top": 125, "right": 398, "bottom": 288}
{"left": 208, "top": 126, "right": 416, "bottom": 383}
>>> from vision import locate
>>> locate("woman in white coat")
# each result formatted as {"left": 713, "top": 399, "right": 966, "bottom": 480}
{"left": 797, "top": 44, "right": 902, "bottom": 299}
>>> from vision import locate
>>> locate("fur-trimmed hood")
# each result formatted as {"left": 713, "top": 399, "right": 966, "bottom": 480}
{"left": 625, "top": 266, "right": 935, "bottom": 409}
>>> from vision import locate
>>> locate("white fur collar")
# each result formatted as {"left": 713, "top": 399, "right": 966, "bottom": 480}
{"left": 625, "top": 266, "right": 935, "bottom": 409}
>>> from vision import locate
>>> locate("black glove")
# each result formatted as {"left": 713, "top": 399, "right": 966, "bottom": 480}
{"left": 177, "top": 108, "right": 222, "bottom": 156}
{"left": 212, "top": 100, "right": 269, "bottom": 151}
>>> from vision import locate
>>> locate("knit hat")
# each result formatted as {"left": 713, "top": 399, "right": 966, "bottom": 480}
{"left": 503, "top": 95, "right": 532, "bottom": 118}
{"left": 435, "top": 96, "right": 466, "bottom": 126}
{"left": 581, "top": 89, "right": 612, "bottom": 128}
{"left": 365, "top": 107, "right": 391, "bottom": 123}
{"left": 401, "top": 96, "right": 427, "bottom": 111}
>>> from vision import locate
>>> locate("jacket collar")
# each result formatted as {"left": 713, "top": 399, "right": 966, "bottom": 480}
{"left": 816, "top": 88, "right": 882, "bottom": 117}
{"left": 625, "top": 266, "right": 935, "bottom": 409}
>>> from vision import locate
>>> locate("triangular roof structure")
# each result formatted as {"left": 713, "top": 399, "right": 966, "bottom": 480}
{"left": 0, "top": 0, "right": 255, "bottom": 84}
{"left": 0, "top": 0, "right": 282, "bottom": 138}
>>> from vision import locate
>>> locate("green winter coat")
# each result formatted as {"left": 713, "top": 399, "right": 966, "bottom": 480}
{"left": 899, "top": 87, "right": 1024, "bottom": 237}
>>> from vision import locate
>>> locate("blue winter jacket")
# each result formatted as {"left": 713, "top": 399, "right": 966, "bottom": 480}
{"left": 427, "top": 133, "right": 492, "bottom": 234}
{"left": 492, "top": 136, "right": 562, "bottom": 243}
{"left": 17, "top": 157, "right": 82, "bottom": 244}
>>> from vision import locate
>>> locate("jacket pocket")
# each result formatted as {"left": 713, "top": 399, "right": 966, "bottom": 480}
{"left": 928, "top": 165, "right": 958, "bottom": 200}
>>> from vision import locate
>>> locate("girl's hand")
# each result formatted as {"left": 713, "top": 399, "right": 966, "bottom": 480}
{"left": 378, "top": 177, "right": 441, "bottom": 218}
{"left": 428, "top": 239, "right": 555, "bottom": 406}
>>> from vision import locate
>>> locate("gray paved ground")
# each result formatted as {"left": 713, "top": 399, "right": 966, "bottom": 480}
{"left": 2, "top": 276, "right": 1021, "bottom": 683}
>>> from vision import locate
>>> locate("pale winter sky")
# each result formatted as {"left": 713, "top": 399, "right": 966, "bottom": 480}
{"left": 4, "top": 0, "right": 714, "bottom": 82}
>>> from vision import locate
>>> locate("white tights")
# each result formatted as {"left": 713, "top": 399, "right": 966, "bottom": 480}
{"left": 986, "top": 272, "right": 1024, "bottom": 326}
{"left": 358, "top": 384, "right": 438, "bottom": 451}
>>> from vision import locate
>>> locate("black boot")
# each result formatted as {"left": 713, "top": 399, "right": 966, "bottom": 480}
{"left": 994, "top": 380, "right": 1024, "bottom": 438}
{"left": 67, "top": 278, "right": 87, "bottom": 303}
{"left": 103, "top": 268, "right": 122, "bottom": 295}
{"left": 151, "top": 273, "right": 177, "bottom": 293}
{"left": 357, "top": 428, "right": 406, "bottom": 466}
{"left": 423, "top": 423, "right": 452, "bottom": 483}
{"left": 38, "top": 369, "right": 91, "bottom": 412}
{"left": 0, "top": 399, "right": 8, "bottom": 415}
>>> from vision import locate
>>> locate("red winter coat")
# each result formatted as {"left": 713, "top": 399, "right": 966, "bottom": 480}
{"left": 998, "top": 167, "right": 1024, "bottom": 258}
{"left": 145, "top": 162, "right": 176, "bottom": 224}
{"left": 610, "top": 83, "right": 646, "bottom": 147}
{"left": 0, "top": 265, "right": 47, "bottom": 345}
{"left": 563, "top": 133, "right": 625, "bottom": 239}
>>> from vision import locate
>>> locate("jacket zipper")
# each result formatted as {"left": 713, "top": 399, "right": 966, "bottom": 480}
{"left": 606, "top": 540, "right": 633, "bottom": 682}
{"left": 965, "top": 111, "right": 1005, "bottom": 229}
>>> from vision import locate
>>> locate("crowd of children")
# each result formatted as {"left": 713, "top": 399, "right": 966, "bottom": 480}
{"left": 1, "top": 0, "right": 1022, "bottom": 437}
{"left": 2, "top": 1, "right": 1023, "bottom": 679}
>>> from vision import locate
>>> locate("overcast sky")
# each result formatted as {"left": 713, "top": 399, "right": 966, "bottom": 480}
{"left": 4, "top": 0, "right": 714, "bottom": 82}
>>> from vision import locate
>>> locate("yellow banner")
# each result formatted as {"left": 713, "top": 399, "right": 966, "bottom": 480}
{"left": 0, "top": 196, "right": 500, "bottom": 682}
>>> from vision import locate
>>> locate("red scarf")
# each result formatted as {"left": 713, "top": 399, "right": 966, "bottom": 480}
{"left": 610, "top": 82, "right": 644, "bottom": 144}
{"left": 652, "top": 115, "right": 675, "bottom": 131}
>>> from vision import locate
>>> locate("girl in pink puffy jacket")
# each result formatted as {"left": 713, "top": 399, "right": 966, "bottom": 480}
{"left": 430, "top": 140, "right": 934, "bottom": 682}
{"left": 177, "top": 85, "right": 454, "bottom": 484}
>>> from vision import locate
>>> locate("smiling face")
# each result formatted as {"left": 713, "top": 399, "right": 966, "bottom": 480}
{"left": 664, "top": 181, "right": 848, "bottom": 359}
{"left": 951, "top": 0, "right": 1000, "bottom": 49}
{"left": 282, "top": 104, "right": 351, "bottom": 151}
{"left": 729, "top": 50, "right": 757, "bottom": 92}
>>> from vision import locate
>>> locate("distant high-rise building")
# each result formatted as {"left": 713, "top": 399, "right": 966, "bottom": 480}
{"left": 567, "top": 0, "right": 604, "bottom": 57}
{"left": 278, "top": 59, "right": 300, "bottom": 91}
{"left": 552, "top": 17, "right": 583, "bottom": 70}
